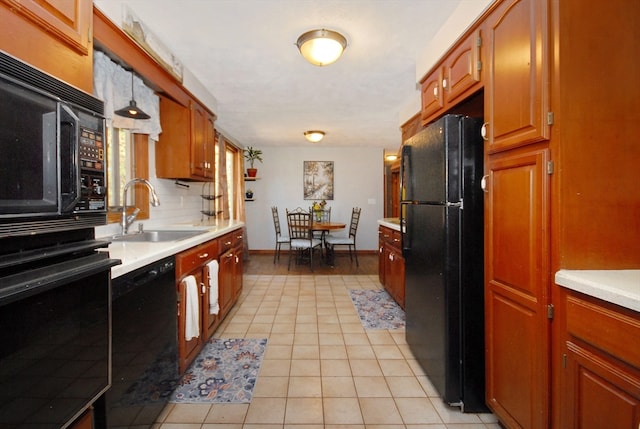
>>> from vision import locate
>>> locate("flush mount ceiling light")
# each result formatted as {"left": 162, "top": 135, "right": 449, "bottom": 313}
{"left": 304, "top": 130, "right": 325, "bottom": 143}
{"left": 115, "top": 71, "right": 150, "bottom": 119}
{"left": 296, "top": 29, "right": 347, "bottom": 66}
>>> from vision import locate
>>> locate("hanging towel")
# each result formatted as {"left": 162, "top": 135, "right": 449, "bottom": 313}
{"left": 207, "top": 260, "right": 220, "bottom": 315}
{"left": 183, "top": 275, "right": 200, "bottom": 341}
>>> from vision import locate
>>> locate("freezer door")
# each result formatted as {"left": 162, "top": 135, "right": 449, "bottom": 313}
{"left": 401, "top": 115, "right": 464, "bottom": 203}
{"left": 404, "top": 203, "right": 461, "bottom": 404}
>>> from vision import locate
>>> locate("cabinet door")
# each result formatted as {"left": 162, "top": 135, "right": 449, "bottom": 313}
{"left": 218, "top": 249, "right": 235, "bottom": 317}
{"left": 378, "top": 227, "right": 389, "bottom": 286}
{"left": 177, "top": 270, "right": 203, "bottom": 374}
{"left": 565, "top": 342, "right": 640, "bottom": 429}
{"left": 420, "top": 67, "right": 444, "bottom": 125}
{"left": 388, "top": 249, "right": 405, "bottom": 309}
{"left": 190, "top": 101, "right": 207, "bottom": 178}
{"left": 204, "top": 112, "right": 216, "bottom": 179}
{"left": 233, "top": 245, "right": 243, "bottom": 300}
{"left": 1, "top": 0, "right": 91, "bottom": 54}
{"left": 484, "top": 147, "right": 550, "bottom": 429}
{"left": 201, "top": 263, "right": 219, "bottom": 341}
{"left": 485, "top": 0, "right": 550, "bottom": 152}
{"left": 443, "top": 29, "right": 481, "bottom": 107}
{"left": 157, "top": 96, "right": 191, "bottom": 179}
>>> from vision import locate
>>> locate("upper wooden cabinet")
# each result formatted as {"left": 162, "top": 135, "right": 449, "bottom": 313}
{"left": 156, "top": 95, "right": 216, "bottom": 181}
{"left": 0, "top": 0, "right": 93, "bottom": 91}
{"left": 421, "top": 29, "right": 482, "bottom": 126}
{"left": 484, "top": 0, "right": 550, "bottom": 153}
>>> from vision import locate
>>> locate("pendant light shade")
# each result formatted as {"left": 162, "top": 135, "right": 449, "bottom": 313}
{"left": 297, "top": 29, "right": 347, "bottom": 66}
{"left": 115, "top": 72, "right": 150, "bottom": 119}
{"left": 304, "top": 130, "right": 325, "bottom": 143}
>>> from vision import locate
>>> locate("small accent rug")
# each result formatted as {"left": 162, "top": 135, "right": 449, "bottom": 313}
{"left": 170, "top": 338, "right": 267, "bottom": 403}
{"left": 348, "top": 289, "right": 405, "bottom": 330}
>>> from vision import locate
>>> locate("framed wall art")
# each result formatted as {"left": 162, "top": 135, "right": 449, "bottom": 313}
{"left": 303, "top": 161, "right": 334, "bottom": 200}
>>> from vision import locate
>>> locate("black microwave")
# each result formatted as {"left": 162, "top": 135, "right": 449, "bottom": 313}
{"left": 0, "top": 51, "right": 107, "bottom": 239}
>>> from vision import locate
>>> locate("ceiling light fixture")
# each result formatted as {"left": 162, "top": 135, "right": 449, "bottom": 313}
{"left": 296, "top": 29, "right": 347, "bottom": 66}
{"left": 304, "top": 130, "right": 325, "bottom": 143}
{"left": 385, "top": 154, "right": 398, "bottom": 162}
{"left": 115, "top": 71, "right": 150, "bottom": 119}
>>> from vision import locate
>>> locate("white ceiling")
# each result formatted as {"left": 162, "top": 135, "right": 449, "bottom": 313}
{"left": 93, "top": 0, "right": 485, "bottom": 151}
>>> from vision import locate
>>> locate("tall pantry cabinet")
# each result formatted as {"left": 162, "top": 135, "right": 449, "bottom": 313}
{"left": 482, "top": 0, "right": 551, "bottom": 428}
{"left": 479, "top": 0, "right": 640, "bottom": 428}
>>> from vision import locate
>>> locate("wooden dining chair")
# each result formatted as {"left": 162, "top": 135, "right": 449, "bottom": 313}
{"left": 286, "top": 210, "right": 322, "bottom": 271}
{"left": 325, "top": 207, "right": 362, "bottom": 266}
{"left": 271, "top": 206, "right": 289, "bottom": 264}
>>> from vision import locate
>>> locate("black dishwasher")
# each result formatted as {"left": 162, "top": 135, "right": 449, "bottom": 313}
{"left": 99, "top": 256, "right": 178, "bottom": 429}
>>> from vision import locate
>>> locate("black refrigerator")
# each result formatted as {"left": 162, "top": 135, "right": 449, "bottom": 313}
{"left": 400, "top": 114, "right": 487, "bottom": 412}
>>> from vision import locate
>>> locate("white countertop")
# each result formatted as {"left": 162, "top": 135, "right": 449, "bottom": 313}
{"left": 101, "top": 220, "right": 244, "bottom": 278}
{"left": 555, "top": 269, "right": 640, "bottom": 313}
{"left": 378, "top": 218, "right": 401, "bottom": 231}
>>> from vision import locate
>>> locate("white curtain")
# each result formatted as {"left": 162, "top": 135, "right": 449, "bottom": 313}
{"left": 93, "top": 51, "right": 161, "bottom": 140}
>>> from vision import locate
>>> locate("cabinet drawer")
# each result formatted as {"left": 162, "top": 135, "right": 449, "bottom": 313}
{"left": 389, "top": 230, "right": 402, "bottom": 250}
{"left": 218, "top": 232, "right": 235, "bottom": 254}
{"left": 566, "top": 294, "right": 640, "bottom": 368}
{"left": 176, "top": 240, "right": 218, "bottom": 278}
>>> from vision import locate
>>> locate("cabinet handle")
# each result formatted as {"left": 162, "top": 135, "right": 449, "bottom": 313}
{"left": 226, "top": 252, "right": 234, "bottom": 259}
{"left": 199, "top": 252, "right": 209, "bottom": 259}
{"left": 442, "top": 78, "right": 447, "bottom": 89}
{"left": 201, "top": 282, "right": 206, "bottom": 294}
{"left": 225, "top": 241, "right": 232, "bottom": 246}
{"left": 433, "top": 85, "right": 439, "bottom": 98}
{"left": 235, "top": 255, "right": 239, "bottom": 263}
{"left": 481, "top": 122, "right": 489, "bottom": 141}
{"left": 389, "top": 253, "right": 394, "bottom": 261}
{"left": 379, "top": 247, "right": 383, "bottom": 253}
{"left": 481, "top": 175, "right": 489, "bottom": 193}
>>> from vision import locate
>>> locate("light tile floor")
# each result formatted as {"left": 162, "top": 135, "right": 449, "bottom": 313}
{"left": 155, "top": 274, "right": 501, "bottom": 428}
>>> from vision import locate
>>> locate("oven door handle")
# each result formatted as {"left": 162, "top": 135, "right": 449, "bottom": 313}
{"left": 0, "top": 253, "right": 119, "bottom": 306}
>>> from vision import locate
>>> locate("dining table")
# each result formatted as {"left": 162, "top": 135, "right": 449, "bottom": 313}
{"left": 312, "top": 221, "right": 346, "bottom": 266}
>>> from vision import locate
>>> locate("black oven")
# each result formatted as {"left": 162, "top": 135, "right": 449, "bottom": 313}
{"left": 0, "top": 50, "right": 106, "bottom": 239}
{"left": 0, "top": 230, "right": 119, "bottom": 429}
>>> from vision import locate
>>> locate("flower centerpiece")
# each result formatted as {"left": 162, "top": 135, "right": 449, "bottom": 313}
{"left": 312, "top": 199, "right": 327, "bottom": 221}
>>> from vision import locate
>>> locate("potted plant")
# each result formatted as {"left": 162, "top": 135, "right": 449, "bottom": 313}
{"left": 243, "top": 146, "right": 263, "bottom": 177}
{"left": 245, "top": 189, "right": 254, "bottom": 199}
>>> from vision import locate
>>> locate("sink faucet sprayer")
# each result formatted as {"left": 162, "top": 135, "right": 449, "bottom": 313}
{"left": 121, "top": 178, "right": 160, "bottom": 234}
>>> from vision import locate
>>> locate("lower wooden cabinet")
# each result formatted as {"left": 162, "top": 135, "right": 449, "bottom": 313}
{"left": 175, "top": 228, "right": 243, "bottom": 374}
{"left": 561, "top": 292, "right": 640, "bottom": 429}
{"left": 378, "top": 225, "right": 405, "bottom": 308}
{"left": 69, "top": 408, "right": 93, "bottom": 429}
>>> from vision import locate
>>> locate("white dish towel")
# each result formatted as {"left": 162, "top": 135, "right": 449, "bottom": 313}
{"left": 183, "top": 275, "right": 200, "bottom": 341}
{"left": 207, "top": 259, "right": 220, "bottom": 315}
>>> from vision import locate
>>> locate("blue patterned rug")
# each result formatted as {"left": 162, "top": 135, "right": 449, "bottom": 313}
{"left": 348, "top": 289, "right": 405, "bottom": 330}
{"left": 170, "top": 338, "right": 267, "bottom": 403}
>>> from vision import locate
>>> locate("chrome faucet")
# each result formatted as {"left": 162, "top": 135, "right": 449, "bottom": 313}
{"left": 121, "top": 178, "right": 160, "bottom": 235}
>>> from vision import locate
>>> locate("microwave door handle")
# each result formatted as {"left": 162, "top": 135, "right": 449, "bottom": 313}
{"left": 59, "top": 104, "right": 81, "bottom": 212}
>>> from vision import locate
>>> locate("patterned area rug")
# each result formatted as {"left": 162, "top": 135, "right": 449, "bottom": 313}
{"left": 348, "top": 289, "right": 405, "bottom": 330}
{"left": 170, "top": 338, "right": 267, "bottom": 403}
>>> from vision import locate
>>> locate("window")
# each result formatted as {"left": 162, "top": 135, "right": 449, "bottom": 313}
{"left": 106, "top": 127, "right": 132, "bottom": 209}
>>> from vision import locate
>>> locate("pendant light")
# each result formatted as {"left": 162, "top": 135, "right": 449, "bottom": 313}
{"left": 115, "top": 71, "right": 150, "bottom": 119}
{"left": 297, "top": 29, "right": 347, "bottom": 66}
{"left": 304, "top": 130, "right": 325, "bottom": 143}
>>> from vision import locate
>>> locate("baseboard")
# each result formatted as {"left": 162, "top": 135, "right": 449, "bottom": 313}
{"left": 248, "top": 249, "right": 377, "bottom": 256}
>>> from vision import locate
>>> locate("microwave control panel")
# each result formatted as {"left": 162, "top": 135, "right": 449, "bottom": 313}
{"left": 75, "top": 126, "right": 106, "bottom": 212}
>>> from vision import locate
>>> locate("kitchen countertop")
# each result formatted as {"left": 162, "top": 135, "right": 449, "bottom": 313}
{"left": 378, "top": 217, "right": 401, "bottom": 231}
{"left": 555, "top": 269, "right": 640, "bottom": 313}
{"left": 101, "top": 220, "right": 244, "bottom": 278}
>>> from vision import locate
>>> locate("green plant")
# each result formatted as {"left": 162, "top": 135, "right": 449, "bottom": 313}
{"left": 243, "top": 146, "right": 263, "bottom": 169}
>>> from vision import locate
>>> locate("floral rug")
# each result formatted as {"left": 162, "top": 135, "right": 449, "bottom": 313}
{"left": 170, "top": 338, "right": 267, "bottom": 403}
{"left": 348, "top": 289, "right": 405, "bottom": 330}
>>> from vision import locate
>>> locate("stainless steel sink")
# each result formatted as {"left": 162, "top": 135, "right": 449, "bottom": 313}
{"left": 111, "top": 229, "right": 208, "bottom": 243}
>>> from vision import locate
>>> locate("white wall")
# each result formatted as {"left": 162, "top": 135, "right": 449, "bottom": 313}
{"left": 244, "top": 146, "right": 384, "bottom": 252}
